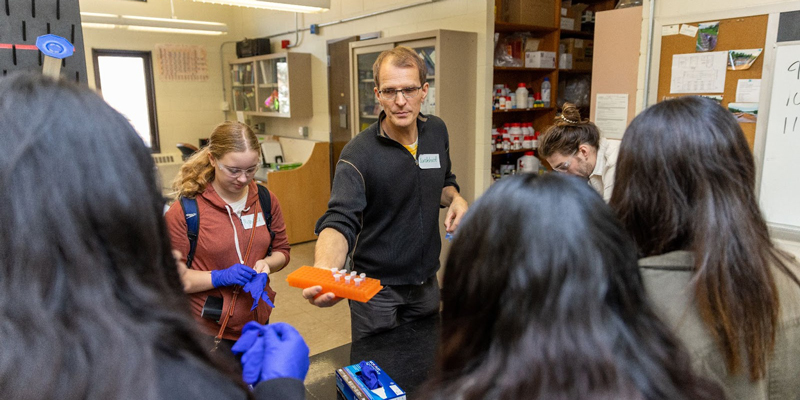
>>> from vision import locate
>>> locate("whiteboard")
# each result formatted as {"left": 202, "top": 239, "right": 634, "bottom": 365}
{"left": 759, "top": 43, "right": 800, "bottom": 230}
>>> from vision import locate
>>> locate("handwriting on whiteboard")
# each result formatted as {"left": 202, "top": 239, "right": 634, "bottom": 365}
{"left": 760, "top": 43, "right": 800, "bottom": 228}
{"left": 782, "top": 61, "right": 800, "bottom": 133}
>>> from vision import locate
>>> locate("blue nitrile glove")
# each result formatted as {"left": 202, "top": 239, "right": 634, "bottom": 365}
{"left": 358, "top": 361, "right": 381, "bottom": 389}
{"left": 243, "top": 273, "right": 275, "bottom": 310}
{"left": 211, "top": 263, "right": 257, "bottom": 288}
{"left": 231, "top": 322, "right": 310, "bottom": 386}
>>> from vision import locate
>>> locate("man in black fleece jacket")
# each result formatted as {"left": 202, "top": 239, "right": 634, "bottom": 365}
{"left": 302, "top": 46, "right": 469, "bottom": 340}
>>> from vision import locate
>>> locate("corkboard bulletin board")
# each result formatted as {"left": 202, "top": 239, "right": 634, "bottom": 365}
{"left": 656, "top": 14, "right": 768, "bottom": 149}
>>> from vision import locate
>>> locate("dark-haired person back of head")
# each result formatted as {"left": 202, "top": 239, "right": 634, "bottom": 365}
{"left": 0, "top": 72, "right": 307, "bottom": 400}
{"left": 610, "top": 96, "right": 800, "bottom": 399}
{"left": 421, "top": 173, "right": 725, "bottom": 400}
{"left": 539, "top": 103, "right": 619, "bottom": 202}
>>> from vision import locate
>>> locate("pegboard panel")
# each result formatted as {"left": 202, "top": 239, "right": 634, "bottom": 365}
{"left": 0, "top": 0, "right": 87, "bottom": 84}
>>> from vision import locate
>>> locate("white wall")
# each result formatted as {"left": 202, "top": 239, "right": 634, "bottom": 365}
{"left": 79, "top": 0, "right": 240, "bottom": 154}
{"left": 79, "top": 0, "right": 494, "bottom": 195}
{"left": 230, "top": 0, "right": 495, "bottom": 197}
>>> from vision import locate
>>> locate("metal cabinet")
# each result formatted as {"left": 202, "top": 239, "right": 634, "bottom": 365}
{"left": 348, "top": 29, "right": 477, "bottom": 200}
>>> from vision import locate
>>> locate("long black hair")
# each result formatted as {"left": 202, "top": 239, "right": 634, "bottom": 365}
{"left": 610, "top": 95, "right": 800, "bottom": 380}
{"left": 0, "top": 73, "right": 244, "bottom": 399}
{"left": 424, "top": 174, "right": 724, "bottom": 400}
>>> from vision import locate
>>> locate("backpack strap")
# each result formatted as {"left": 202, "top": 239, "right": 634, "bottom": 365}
{"left": 179, "top": 196, "right": 200, "bottom": 268}
{"left": 256, "top": 184, "right": 275, "bottom": 256}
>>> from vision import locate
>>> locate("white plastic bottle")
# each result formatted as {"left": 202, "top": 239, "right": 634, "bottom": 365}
{"left": 541, "top": 77, "right": 551, "bottom": 108}
{"left": 515, "top": 83, "right": 529, "bottom": 109}
{"left": 509, "top": 123, "right": 523, "bottom": 143}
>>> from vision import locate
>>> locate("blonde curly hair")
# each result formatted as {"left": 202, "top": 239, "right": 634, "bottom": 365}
{"left": 172, "top": 121, "right": 259, "bottom": 199}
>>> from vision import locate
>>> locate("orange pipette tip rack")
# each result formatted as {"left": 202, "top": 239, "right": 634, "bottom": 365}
{"left": 286, "top": 266, "right": 383, "bottom": 303}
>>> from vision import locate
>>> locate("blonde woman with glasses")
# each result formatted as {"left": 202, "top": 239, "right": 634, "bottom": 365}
{"left": 165, "top": 121, "right": 290, "bottom": 351}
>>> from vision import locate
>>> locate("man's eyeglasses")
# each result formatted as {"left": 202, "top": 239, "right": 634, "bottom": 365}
{"left": 217, "top": 162, "right": 259, "bottom": 178}
{"left": 377, "top": 86, "right": 422, "bottom": 101}
{"left": 552, "top": 150, "right": 578, "bottom": 173}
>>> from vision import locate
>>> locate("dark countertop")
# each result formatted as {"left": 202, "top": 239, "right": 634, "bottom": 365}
{"left": 305, "top": 314, "right": 440, "bottom": 399}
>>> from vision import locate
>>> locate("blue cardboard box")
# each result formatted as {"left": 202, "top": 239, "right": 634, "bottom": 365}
{"left": 335, "top": 361, "right": 406, "bottom": 400}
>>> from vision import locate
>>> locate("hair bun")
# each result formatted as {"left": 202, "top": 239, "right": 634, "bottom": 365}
{"left": 561, "top": 103, "right": 582, "bottom": 123}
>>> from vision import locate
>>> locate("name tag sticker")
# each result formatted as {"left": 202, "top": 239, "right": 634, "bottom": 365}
{"left": 241, "top": 212, "right": 266, "bottom": 230}
{"left": 241, "top": 214, "right": 254, "bottom": 229}
{"left": 418, "top": 154, "right": 441, "bottom": 170}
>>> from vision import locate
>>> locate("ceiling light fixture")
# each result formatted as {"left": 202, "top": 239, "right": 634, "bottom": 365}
{"left": 191, "top": 0, "right": 330, "bottom": 13}
{"left": 80, "top": 12, "right": 228, "bottom": 36}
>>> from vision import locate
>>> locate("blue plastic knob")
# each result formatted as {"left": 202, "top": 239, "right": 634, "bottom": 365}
{"left": 36, "top": 34, "right": 74, "bottom": 59}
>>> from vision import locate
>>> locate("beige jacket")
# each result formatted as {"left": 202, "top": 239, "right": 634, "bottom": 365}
{"left": 639, "top": 250, "right": 800, "bottom": 400}
{"left": 588, "top": 138, "right": 619, "bottom": 203}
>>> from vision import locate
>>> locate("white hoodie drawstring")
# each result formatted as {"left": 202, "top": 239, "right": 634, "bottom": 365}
{"left": 225, "top": 205, "right": 245, "bottom": 264}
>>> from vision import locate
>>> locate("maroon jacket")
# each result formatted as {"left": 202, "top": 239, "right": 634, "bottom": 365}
{"left": 166, "top": 181, "right": 290, "bottom": 340}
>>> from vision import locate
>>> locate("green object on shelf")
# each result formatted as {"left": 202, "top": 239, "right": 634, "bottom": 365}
{"left": 276, "top": 162, "right": 302, "bottom": 171}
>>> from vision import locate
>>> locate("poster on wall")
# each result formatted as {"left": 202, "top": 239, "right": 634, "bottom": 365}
{"left": 156, "top": 44, "right": 209, "bottom": 81}
{"left": 594, "top": 94, "right": 628, "bottom": 139}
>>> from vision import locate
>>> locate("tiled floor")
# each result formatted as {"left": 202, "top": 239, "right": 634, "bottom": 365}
{"left": 269, "top": 241, "right": 352, "bottom": 356}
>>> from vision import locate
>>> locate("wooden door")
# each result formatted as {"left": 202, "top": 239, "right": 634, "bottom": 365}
{"left": 327, "top": 36, "right": 358, "bottom": 186}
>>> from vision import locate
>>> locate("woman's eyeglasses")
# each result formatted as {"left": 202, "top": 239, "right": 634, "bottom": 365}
{"left": 217, "top": 162, "right": 259, "bottom": 178}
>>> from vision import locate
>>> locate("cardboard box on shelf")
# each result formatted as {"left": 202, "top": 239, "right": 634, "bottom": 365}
{"left": 561, "top": 3, "right": 589, "bottom": 19}
{"left": 561, "top": 3, "right": 589, "bottom": 31}
{"left": 524, "top": 38, "right": 541, "bottom": 52}
{"left": 503, "top": 0, "right": 555, "bottom": 27}
{"left": 525, "top": 51, "right": 556, "bottom": 69}
{"left": 560, "top": 38, "right": 593, "bottom": 70}
{"left": 559, "top": 53, "right": 573, "bottom": 70}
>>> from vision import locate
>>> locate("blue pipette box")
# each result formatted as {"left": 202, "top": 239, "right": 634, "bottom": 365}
{"left": 335, "top": 360, "right": 406, "bottom": 400}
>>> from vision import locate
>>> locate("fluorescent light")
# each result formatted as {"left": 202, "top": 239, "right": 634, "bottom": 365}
{"left": 80, "top": 12, "right": 228, "bottom": 35}
{"left": 192, "top": 0, "right": 330, "bottom": 13}
{"left": 81, "top": 22, "right": 117, "bottom": 30}
{"left": 125, "top": 15, "right": 228, "bottom": 27}
{"left": 127, "top": 26, "right": 227, "bottom": 36}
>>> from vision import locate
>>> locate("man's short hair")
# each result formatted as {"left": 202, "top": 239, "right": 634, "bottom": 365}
{"left": 372, "top": 46, "right": 427, "bottom": 89}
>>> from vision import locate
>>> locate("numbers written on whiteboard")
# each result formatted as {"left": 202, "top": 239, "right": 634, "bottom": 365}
{"left": 783, "top": 61, "right": 800, "bottom": 133}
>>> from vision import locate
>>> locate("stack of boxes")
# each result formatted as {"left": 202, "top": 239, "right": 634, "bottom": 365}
{"left": 559, "top": 38, "right": 593, "bottom": 70}
{"left": 497, "top": 0, "right": 594, "bottom": 71}
{"left": 500, "top": 0, "right": 555, "bottom": 26}
{"left": 559, "top": 2, "right": 594, "bottom": 70}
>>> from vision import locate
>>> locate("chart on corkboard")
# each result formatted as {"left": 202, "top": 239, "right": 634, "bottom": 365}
{"left": 656, "top": 14, "right": 768, "bottom": 149}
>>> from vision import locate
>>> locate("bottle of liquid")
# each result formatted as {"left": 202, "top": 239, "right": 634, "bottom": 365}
{"left": 515, "top": 83, "right": 529, "bottom": 109}
{"left": 541, "top": 77, "right": 551, "bottom": 108}
{"left": 517, "top": 151, "right": 540, "bottom": 173}
{"left": 509, "top": 123, "right": 523, "bottom": 143}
